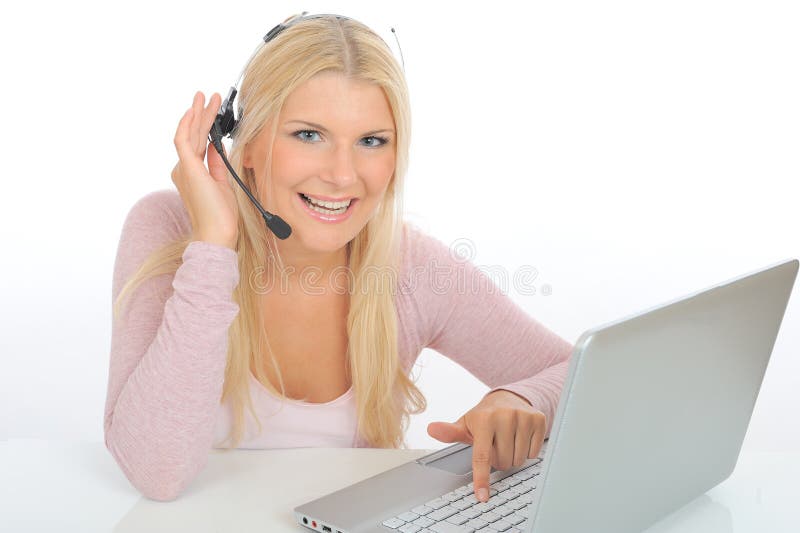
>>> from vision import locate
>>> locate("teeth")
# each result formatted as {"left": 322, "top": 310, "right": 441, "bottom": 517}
{"left": 302, "top": 194, "right": 352, "bottom": 209}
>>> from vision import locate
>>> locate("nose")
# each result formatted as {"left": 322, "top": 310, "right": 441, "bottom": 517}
{"left": 319, "top": 143, "right": 357, "bottom": 188}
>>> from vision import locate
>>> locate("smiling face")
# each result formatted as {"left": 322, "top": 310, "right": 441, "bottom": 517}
{"left": 243, "top": 70, "right": 397, "bottom": 264}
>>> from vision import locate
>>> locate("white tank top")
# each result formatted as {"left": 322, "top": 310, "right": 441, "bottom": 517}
{"left": 212, "top": 372, "right": 359, "bottom": 449}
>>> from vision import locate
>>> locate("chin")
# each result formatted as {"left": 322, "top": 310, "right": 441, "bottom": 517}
{"left": 299, "top": 232, "right": 352, "bottom": 253}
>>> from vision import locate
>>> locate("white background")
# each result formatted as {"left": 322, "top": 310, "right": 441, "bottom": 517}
{"left": 0, "top": 0, "right": 797, "bottom": 454}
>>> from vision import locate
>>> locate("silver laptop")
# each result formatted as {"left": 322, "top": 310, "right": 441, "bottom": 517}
{"left": 294, "top": 258, "right": 798, "bottom": 533}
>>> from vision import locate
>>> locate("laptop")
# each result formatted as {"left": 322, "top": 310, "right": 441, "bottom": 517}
{"left": 294, "top": 258, "right": 798, "bottom": 533}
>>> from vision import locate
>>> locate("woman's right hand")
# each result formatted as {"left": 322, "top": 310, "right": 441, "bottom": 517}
{"left": 172, "top": 91, "right": 240, "bottom": 250}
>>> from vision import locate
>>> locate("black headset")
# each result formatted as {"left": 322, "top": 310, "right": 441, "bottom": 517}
{"left": 206, "top": 11, "right": 404, "bottom": 241}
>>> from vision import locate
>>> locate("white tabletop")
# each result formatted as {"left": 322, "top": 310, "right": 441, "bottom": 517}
{"left": 0, "top": 439, "right": 797, "bottom": 532}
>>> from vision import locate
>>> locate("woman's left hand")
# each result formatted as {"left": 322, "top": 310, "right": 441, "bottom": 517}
{"left": 427, "top": 389, "right": 546, "bottom": 503}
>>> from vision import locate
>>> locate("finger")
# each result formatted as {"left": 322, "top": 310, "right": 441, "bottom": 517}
{"left": 207, "top": 140, "right": 230, "bottom": 183}
{"left": 529, "top": 416, "right": 546, "bottom": 459}
{"left": 190, "top": 91, "right": 203, "bottom": 127}
{"left": 471, "top": 421, "right": 494, "bottom": 503}
{"left": 202, "top": 93, "right": 221, "bottom": 135}
{"left": 492, "top": 410, "right": 517, "bottom": 471}
{"left": 174, "top": 108, "right": 191, "bottom": 146}
{"left": 513, "top": 416, "right": 535, "bottom": 467}
{"left": 190, "top": 92, "right": 205, "bottom": 151}
{"left": 174, "top": 108, "right": 195, "bottom": 162}
{"left": 192, "top": 91, "right": 204, "bottom": 118}
{"left": 427, "top": 419, "right": 471, "bottom": 445}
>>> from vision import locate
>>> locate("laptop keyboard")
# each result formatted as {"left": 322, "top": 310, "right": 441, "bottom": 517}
{"left": 380, "top": 460, "right": 541, "bottom": 533}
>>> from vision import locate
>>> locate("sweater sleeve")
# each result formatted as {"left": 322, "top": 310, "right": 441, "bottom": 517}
{"left": 103, "top": 190, "right": 241, "bottom": 501}
{"left": 407, "top": 225, "right": 574, "bottom": 438}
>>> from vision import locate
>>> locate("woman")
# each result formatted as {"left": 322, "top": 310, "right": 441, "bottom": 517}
{"left": 104, "top": 13, "right": 573, "bottom": 503}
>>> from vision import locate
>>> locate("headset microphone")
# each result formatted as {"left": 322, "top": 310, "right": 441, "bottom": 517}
{"left": 208, "top": 89, "right": 292, "bottom": 240}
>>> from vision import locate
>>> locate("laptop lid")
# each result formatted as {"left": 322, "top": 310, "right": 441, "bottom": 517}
{"left": 529, "top": 258, "right": 798, "bottom": 533}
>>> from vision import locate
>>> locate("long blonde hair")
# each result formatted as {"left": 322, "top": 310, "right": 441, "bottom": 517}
{"left": 112, "top": 14, "right": 426, "bottom": 449}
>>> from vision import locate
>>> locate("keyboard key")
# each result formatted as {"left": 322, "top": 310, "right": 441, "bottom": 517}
{"left": 413, "top": 516, "right": 436, "bottom": 528}
{"left": 493, "top": 504, "right": 516, "bottom": 517}
{"left": 451, "top": 499, "right": 473, "bottom": 511}
{"left": 412, "top": 505, "right": 435, "bottom": 516}
{"left": 455, "top": 486, "right": 473, "bottom": 496}
{"left": 507, "top": 513, "right": 525, "bottom": 525}
{"left": 509, "top": 500, "right": 527, "bottom": 511}
{"left": 382, "top": 517, "right": 406, "bottom": 528}
{"left": 513, "top": 469, "right": 535, "bottom": 481}
{"left": 429, "top": 522, "right": 469, "bottom": 533}
{"left": 509, "top": 485, "right": 531, "bottom": 495}
{"left": 462, "top": 494, "right": 479, "bottom": 505}
{"left": 490, "top": 480, "right": 509, "bottom": 491}
{"left": 443, "top": 492, "right": 461, "bottom": 502}
{"left": 481, "top": 511, "right": 502, "bottom": 523}
{"left": 498, "top": 489, "right": 518, "bottom": 501}
{"left": 399, "top": 524, "right": 422, "bottom": 533}
{"left": 398, "top": 511, "right": 420, "bottom": 522}
{"left": 445, "top": 513, "right": 469, "bottom": 525}
{"left": 461, "top": 507, "right": 481, "bottom": 519}
{"left": 427, "top": 505, "right": 458, "bottom": 521}
{"left": 466, "top": 518, "right": 488, "bottom": 530}
{"left": 487, "top": 494, "right": 508, "bottom": 507}
{"left": 425, "top": 498, "right": 450, "bottom": 510}
{"left": 489, "top": 519, "right": 513, "bottom": 531}
{"left": 503, "top": 476, "right": 522, "bottom": 487}
{"left": 473, "top": 502, "right": 495, "bottom": 513}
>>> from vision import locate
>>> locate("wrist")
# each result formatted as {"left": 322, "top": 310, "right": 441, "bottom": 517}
{"left": 486, "top": 389, "right": 532, "bottom": 407}
{"left": 192, "top": 232, "right": 237, "bottom": 251}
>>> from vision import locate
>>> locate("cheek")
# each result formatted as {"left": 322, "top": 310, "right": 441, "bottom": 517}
{"left": 364, "top": 153, "right": 396, "bottom": 193}
{"left": 271, "top": 139, "right": 315, "bottom": 175}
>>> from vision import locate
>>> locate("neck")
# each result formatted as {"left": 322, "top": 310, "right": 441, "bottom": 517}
{"left": 265, "top": 241, "right": 351, "bottom": 296}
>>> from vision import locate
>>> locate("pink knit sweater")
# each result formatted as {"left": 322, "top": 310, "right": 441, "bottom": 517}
{"left": 104, "top": 189, "right": 574, "bottom": 501}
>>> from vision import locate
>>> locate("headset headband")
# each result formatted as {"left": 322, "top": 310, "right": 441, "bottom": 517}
{"left": 213, "top": 11, "right": 404, "bottom": 141}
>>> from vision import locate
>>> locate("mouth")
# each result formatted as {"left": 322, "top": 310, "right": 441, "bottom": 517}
{"left": 298, "top": 192, "right": 357, "bottom": 215}
{"left": 297, "top": 193, "right": 358, "bottom": 222}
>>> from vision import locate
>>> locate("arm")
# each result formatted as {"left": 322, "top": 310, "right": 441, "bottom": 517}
{"left": 104, "top": 190, "right": 240, "bottom": 501}
{"left": 409, "top": 227, "right": 573, "bottom": 438}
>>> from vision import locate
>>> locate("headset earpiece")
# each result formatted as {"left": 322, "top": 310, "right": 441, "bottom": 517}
{"left": 214, "top": 86, "right": 239, "bottom": 139}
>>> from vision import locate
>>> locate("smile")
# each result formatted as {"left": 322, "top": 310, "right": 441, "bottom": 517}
{"left": 297, "top": 193, "right": 358, "bottom": 223}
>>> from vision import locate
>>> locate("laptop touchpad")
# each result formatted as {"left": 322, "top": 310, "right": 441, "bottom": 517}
{"left": 425, "top": 445, "right": 497, "bottom": 475}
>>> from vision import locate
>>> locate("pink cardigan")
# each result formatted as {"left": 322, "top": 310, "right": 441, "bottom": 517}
{"left": 104, "top": 189, "right": 574, "bottom": 501}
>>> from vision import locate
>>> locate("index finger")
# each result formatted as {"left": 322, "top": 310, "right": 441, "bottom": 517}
{"left": 471, "top": 429, "right": 494, "bottom": 503}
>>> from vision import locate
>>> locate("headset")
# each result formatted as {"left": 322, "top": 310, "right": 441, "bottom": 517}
{"left": 207, "top": 11, "right": 404, "bottom": 241}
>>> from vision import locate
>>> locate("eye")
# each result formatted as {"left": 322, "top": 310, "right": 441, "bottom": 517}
{"left": 293, "top": 129, "right": 321, "bottom": 143}
{"left": 361, "top": 135, "right": 389, "bottom": 148}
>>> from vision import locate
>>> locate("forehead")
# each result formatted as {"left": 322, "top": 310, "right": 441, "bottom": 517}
{"left": 280, "top": 71, "right": 394, "bottom": 128}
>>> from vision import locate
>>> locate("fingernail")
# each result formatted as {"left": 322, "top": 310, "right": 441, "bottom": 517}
{"left": 477, "top": 488, "right": 488, "bottom": 502}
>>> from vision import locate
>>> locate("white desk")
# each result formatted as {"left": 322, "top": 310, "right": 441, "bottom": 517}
{"left": 0, "top": 439, "right": 797, "bottom": 532}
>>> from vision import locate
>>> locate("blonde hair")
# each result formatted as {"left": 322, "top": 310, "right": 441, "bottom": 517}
{"left": 112, "top": 14, "right": 426, "bottom": 449}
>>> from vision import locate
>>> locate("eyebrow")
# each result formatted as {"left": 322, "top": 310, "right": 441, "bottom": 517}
{"left": 286, "top": 120, "right": 395, "bottom": 136}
